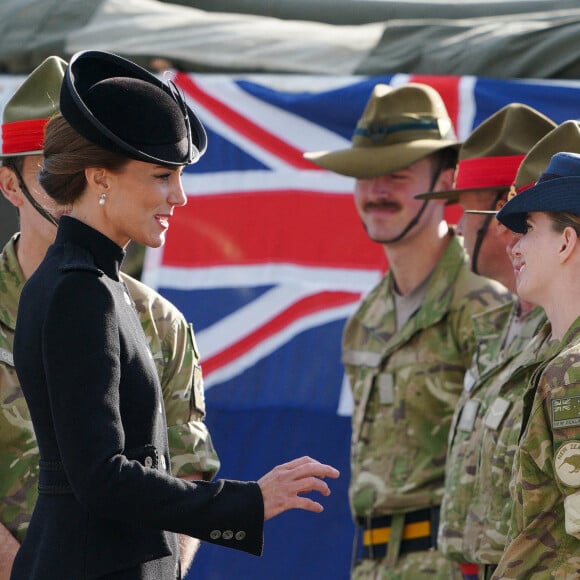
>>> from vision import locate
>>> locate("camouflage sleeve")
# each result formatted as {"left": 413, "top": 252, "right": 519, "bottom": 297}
{"left": 161, "top": 315, "right": 220, "bottom": 481}
{"left": 448, "top": 284, "right": 510, "bottom": 369}
{"left": 546, "top": 363, "right": 580, "bottom": 539}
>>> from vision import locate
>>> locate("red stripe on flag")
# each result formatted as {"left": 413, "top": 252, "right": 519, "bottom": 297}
{"left": 202, "top": 290, "right": 360, "bottom": 375}
{"left": 164, "top": 190, "right": 388, "bottom": 271}
{"left": 175, "top": 72, "right": 317, "bottom": 170}
{"left": 408, "top": 75, "right": 461, "bottom": 134}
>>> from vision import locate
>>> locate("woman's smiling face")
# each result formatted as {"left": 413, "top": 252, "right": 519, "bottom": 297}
{"left": 95, "top": 159, "right": 187, "bottom": 249}
{"left": 510, "top": 211, "right": 562, "bottom": 306}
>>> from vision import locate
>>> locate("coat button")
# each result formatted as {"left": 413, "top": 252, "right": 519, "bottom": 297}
{"left": 144, "top": 456, "right": 153, "bottom": 468}
{"left": 210, "top": 530, "right": 221, "bottom": 540}
{"left": 222, "top": 530, "right": 233, "bottom": 540}
{"left": 235, "top": 531, "right": 246, "bottom": 541}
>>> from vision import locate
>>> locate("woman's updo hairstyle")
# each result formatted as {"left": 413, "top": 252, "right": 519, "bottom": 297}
{"left": 39, "top": 114, "right": 128, "bottom": 205}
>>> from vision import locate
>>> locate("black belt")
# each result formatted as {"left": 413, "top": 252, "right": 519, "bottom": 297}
{"left": 356, "top": 506, "right": 440, "bottom": 559}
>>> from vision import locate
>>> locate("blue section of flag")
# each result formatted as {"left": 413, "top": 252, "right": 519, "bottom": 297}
{"left": 237, "top": 75, "right": 396, "bottom": 140}
{"left": 188, "top": 126, "right": 270, "bottom": 174}
{"left": 204, "top": 318, "right": 346, "bottom": 410}
{"left": 472, "top": 77, "right": 580, "bottom": 129}
{"left": 160, "top": 286, "right": 275, "bottom": 332}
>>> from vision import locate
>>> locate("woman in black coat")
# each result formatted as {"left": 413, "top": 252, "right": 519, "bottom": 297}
{"left": 11, "top": 50, "right": 338, "bottom": 580}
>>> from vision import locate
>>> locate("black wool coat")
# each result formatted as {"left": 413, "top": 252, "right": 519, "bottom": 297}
{"left": 12, "top": 217, "right": 263, "bottom": 580}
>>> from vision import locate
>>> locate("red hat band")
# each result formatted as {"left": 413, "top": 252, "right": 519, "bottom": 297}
{"left": 455, "top": 154, "right": 525, "bottom": 191}
{"left": 2, "top": 118, "right": 48, "bottom": 155}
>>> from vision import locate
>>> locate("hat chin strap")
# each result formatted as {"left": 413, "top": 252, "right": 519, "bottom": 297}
{"left": 470, "top": 190, "right": 503, "bottom": 276}
{"left": 380, "top": 156, "right": 444, "bottom": 245}
{"left": 381, "top": 199, "right": 429, "bottom": 245}
{"left": 10, "top": 163, "right": 59, "bottom": 227}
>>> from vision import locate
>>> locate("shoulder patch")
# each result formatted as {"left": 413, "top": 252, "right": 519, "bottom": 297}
{"left": 552, "top": 397, "right": 580, "bottom": 429}
{"left": 555, "top": 441, "right": 580, "bottom": 487}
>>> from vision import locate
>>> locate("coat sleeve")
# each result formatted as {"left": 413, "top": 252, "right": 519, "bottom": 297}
{"left": 42, "top": 271, "right": 263, "bottom": 555}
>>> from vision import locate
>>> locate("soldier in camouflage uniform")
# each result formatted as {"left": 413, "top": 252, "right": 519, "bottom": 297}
{"left": 466, "top": 122, "right": 580, "bottom": 580}
{"left": 416, "top": 104, "right": 556, "bottom": 580}
{"left": 304, "top": 83, "right": 510, "bottom": 579}
{"left": 0, "top": 57, "right": 219, "bottom": 577}
{"left": 491, "top": 151, "right": 580, "bottom": 579}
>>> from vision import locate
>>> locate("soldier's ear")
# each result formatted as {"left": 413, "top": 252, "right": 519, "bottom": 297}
{"left": 559, "top": 226, "right": 578, "bottom": 264}
{"left": 436, "top": 167, "right": 455, "bottom": 193}
{"left": 0, "top": 165, "right": 25, "bottom": 208}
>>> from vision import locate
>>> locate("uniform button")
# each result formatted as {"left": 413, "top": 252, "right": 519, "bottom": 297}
{"left": 235, "top": 531, "right": 246, "bottom": 541}
{"left": 222, "top": 530, "right": 233, "bottom": 540}
{"left": 210, "top": 530, "right": 221, "bottom": 540}
{"left": 144, "top": 456, "right": 153, "bottom": 468}
{"left": 160, "top": 456, "right": 166, "bottom": 470}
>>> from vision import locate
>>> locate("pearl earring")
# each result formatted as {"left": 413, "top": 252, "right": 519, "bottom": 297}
{"left": 99, "top": 193, "right": 106, "bottom": 206}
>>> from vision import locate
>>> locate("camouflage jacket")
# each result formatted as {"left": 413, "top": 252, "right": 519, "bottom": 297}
{"left": 343, "top": 233, "right": 511, "bottom": 518}
{"left": 0, "top": 235, "right": 220, "bottom": 542}
{"left": 493, "top": 316, "right": 580, "bottom": 579}
{"left": 439, "top": 301, "right": 550, "bottom": 564}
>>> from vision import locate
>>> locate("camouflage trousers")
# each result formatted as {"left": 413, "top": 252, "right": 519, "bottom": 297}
{"left": 352, "top": 549, "right": 463, "bottom": 580}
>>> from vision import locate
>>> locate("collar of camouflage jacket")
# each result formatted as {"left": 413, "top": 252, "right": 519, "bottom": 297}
{"left": 358, "top": 232, "right": 466, "bottom": 341}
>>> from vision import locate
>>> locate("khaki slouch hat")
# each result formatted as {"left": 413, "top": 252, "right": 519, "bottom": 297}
{"left": 303, "top": 82, "right": 459, "bottom": 178}
{"left": 417, "top": 103, "right": 555, "bottom": 203}
{"left": 0, "top": 55, "right": 67, "bottom": 157}
{"left": 469, "top": 120, "right": 580, "bottom": 216}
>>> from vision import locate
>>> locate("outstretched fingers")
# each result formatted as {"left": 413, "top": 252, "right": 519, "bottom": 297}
{"left": 258, "top": 456, "right": 340, "bottom": 521}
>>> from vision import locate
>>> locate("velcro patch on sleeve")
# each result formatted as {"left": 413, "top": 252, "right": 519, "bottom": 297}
{"left": 552, "top": 396, "right": 580, "bottom": 429}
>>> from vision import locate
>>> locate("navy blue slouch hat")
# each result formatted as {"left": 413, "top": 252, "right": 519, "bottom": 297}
{"left": 497, "top": 152, "right": 580, "bottom": 233}
{"left": 60, "top": 50, "right": 207, "bottom": 166}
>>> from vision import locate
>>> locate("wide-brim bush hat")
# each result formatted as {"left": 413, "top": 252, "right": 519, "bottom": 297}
{"left": 60, "top": 50, "right": 207, "bottom": 167}
{"left": 467, "top": 120, "right": 580, "bottom": 217}
{"left": 496, "top": 152, "right": 580, "bottom": 233}
{"left": 416, "top": 103, "right": 555, "bottom": 203}
{"left": 0, "top": 55, "right": 67, "bottom": 157}
{"left": 303, "top": 82, "right": 459, "bottom": 178}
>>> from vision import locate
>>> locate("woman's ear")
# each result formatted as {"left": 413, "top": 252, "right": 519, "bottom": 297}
{"left": 0, "top": 165, "right": 25, "bottom": 208}
{"left": 559, "top": 226, "right": 578, "bottom": 264}
{"left": 84, "top": 167, "right": 109, "bottom": 194}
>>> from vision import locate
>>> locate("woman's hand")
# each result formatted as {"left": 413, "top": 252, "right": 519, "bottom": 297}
{"left": 258, "top": 456, "right": 340, "bottom": 521}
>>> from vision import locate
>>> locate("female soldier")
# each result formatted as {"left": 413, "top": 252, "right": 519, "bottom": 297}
{"left": 11, "top": 50, "right": 338, "bottom": 580}
{"left": 492, "top": 151, "right": 580, "bottom": 578}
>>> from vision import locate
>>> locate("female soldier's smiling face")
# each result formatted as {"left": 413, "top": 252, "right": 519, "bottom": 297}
{"left": 510, "top": 211, "right": 562, "bottom": 305}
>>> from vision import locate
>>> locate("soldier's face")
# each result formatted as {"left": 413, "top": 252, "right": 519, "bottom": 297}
{"left": 0, "top": 155, "right": 71, "bottom": 250}
{"left": 510, "top": 211, "right": 561, "bottom": 307}
{"left": 354, "top": 157, "right": 446, "bottom": 245}
{"left": 87, "top": 159, "right": 187, "bottom": 249}
{"left": 456, "top": 189, "right": 508, "bottom": 278}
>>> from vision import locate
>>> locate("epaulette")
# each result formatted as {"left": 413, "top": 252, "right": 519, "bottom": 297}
{"left": 58, "top": 243, "right": 104, "bottom": 276}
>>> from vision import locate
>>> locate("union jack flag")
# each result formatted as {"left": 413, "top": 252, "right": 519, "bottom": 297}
{"left": 142, "top": 72, "right": 580, "bottom": 580}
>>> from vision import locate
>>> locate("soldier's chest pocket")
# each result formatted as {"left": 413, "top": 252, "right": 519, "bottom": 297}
{"left": 376, "top": 372, "right": 396, "bottom": 404}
